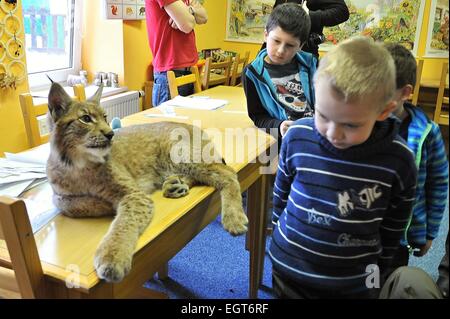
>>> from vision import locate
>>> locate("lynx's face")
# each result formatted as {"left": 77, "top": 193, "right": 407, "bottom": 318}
{"left": 60, "top": 101, "right": 113, "bottom": 159}
{"left": 48, "top": 83, "right": 114, "bottom": 165}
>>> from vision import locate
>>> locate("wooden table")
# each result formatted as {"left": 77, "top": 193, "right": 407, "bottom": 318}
{"left": 0, "top": 86, "right": 276, "bottom": 298}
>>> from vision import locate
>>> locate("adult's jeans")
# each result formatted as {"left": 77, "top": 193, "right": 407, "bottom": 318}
{"left": 152, "top": 69, "right": 194, "bottom": 106}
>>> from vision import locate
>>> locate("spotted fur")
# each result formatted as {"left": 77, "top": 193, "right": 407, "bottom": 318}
{"left": 46, "top": 83, "right": 248, "bottom": 283}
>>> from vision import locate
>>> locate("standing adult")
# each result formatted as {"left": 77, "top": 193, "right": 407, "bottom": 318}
{"left": 145, "top": 0, "right": 208, "bottom": 106}
{"left": 261, "top": 0, "right": 349, "bottom": 59}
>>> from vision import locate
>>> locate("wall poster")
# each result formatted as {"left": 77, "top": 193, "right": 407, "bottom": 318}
{"left": 321, "top": 0, "right": 425, "bottom": 56}
{"left": 225, "top": 0, "right": 275, "bottom": 44}
{"left": 425, "top": 0, "right": 449, "bottom": 57}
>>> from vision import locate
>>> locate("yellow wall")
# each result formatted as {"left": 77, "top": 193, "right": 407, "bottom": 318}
{"left": 82, "top": 0, "right": 124, "bottom": 85}
{"left": 0, "top": 0, "right": 448, "bottom": 157}
{"left": 0, "top": 2, "right": 30, "bottom": 157}
{"left": 117, "top": 0, "right": 448, "bottom": 91}
{"left": 123, "top": 20, "right": 151, "bottom": 91}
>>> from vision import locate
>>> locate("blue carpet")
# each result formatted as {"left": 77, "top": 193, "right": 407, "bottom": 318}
{"left": 146, "top": 192, "right": 449, "bottom": 299}
{"left": 146, "top": 215, "right": 275, "bottom": 299}
{"left": 409, "top": 197, "right": 449, "bottom": 281}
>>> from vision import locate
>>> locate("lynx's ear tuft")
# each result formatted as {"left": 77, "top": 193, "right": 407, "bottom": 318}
{"left": 88, "top": 84, "right": 103, "bottom": 105}
{"left": 48, "top": 82, "right": 73, "bottom": 122}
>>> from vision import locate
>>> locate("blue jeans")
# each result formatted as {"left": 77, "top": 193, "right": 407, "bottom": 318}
{"left": 153, "top": 70, "right": 194, "bottom": 106}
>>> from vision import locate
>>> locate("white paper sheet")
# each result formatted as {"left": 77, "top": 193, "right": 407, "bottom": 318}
{"left": 162, "top": 96, "right": 228, "bottom": 110}
{"left": 0, "top": 180, "right": 36, "bottom": 197}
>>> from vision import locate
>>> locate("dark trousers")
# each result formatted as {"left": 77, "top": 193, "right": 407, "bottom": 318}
{"left": 380, "top": 245, "right": 409, "bottom": 283}
{"left": 272, "top": 269, "right": 378, "bottom": 299}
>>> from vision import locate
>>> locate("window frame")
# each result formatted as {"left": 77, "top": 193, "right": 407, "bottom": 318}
{"left": 26, "top": 0, "right": 83, "bottom": 90}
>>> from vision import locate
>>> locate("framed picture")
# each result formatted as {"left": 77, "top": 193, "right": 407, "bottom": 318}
{"left": 321, "top": 0, "right": 425, "bottom": 56}
{"left": 425, "top": 0, "right": 449, "bottom": 58}
{"left": 225, "top": 0, "right": 274, "bottom": 44}
{"left": 435, "top": 8, "right": 442, "bottom": 21}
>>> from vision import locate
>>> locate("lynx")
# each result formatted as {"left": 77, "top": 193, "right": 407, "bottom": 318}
{"left": 46, "top": 83, "right": 248, "bottom": 283}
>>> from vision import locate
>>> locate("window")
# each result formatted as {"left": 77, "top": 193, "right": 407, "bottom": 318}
{"left": 22, "top": 0, "right": 82, "bottom": 89}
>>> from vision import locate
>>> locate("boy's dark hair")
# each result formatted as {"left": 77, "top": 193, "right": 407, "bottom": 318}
{"left": 266, "top": 3, "right": 311, "bottom": 45}
{"left": 384, "top": 43, "right": 417, "bottom": 89}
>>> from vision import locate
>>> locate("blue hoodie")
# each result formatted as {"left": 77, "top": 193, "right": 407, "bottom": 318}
{"left": 245, "top": 49, "right": 317, "bottom": 121}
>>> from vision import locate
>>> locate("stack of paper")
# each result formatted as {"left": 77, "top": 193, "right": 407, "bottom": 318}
{"left": 1, "top": 143, "right": 50, "bottom": 197}
{"left": 0, "top": 143, "right": 57, "bottom": 232}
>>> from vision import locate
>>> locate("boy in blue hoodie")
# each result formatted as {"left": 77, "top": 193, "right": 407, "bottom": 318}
{"left": 243, "top": 3, "right": 316, "bottom": 142}
{"left": 383, "top": 43, "right": 449, "bottom": 275}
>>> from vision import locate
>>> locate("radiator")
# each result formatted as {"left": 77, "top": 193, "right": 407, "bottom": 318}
{"left": 100, "top": 91, "right": 140, "bottom": 122}
{"left": 37, "top": 91, "right": 140, "bottom": 135}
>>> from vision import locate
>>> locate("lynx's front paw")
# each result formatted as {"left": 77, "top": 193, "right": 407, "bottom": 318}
{"left": 94, "top": 243, "right": 132, "bottom": 283}
{"left": 222, "top": 206, "right": 248, "bottom": 236}
{"left": 163, "top": 175, "right": 189, "bottom": 198}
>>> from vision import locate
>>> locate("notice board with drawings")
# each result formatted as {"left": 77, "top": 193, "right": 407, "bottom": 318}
{"left": 103, "top": 0, "right": 146, "bottom": 20}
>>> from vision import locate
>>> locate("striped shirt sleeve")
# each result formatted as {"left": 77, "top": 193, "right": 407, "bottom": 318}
{"left": 424, "top": 124, "right": 449, "bottom": 239}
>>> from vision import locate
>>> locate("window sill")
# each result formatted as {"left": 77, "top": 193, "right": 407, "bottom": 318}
{"left": 30, "top": 85, "right": 128, "bottom": 104}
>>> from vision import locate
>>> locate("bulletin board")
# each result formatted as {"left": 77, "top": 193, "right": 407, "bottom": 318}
{"left": 225, "top": 0, "right": 275, "bottom": 44}
{"left": 104, "top": 0, "right": 146, "bottom": 20}
{"left": 425, "top": 0, "right": 449, "bottom": 58}
{"left": 321, "top": 0, "right": 425, "bottom": 56}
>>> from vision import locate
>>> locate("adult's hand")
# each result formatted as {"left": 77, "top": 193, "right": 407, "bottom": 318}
{"left": 165, "top": 0, "right": 196, "bottom": 33}
{"left": 280, "top": 120, "right": 294, "bottom": 137}
{"left": 302, "top": 0, "right": 309, "bottom": 15}
{"left": 190, "top": 0, "right": 208, "bottom": 24}
{"left": 168, "top": 18, "right": 179, "bottom": 30}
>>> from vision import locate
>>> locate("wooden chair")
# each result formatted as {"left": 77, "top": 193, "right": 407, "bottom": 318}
{"left": 167, "top": 65, "right": 202, "bottom": 99}
{"left": 409, "top": 58, "right": 424, "bottom": 105}
{"left": 19, "top": 94, "right": 50, "bottom": 148}
{"left": 143, "top": 63, "right": 154, "bottom": 109}
{"left": 73, "top": 83, "right": 87, "bottom": 102}
{"left": 434, "top": 62, "right": 449, "bottom": 126}
{"left": 0, "top": 196, "right": 46, "bottom": 298}
{"left": 230, "top": 51, "right": 250, "bottom": 86}
{"left": 19, "top": 84, "right": 86, "bottom": 148}
{"left": 201, "top": 56, "right": 233, "bottom": 90}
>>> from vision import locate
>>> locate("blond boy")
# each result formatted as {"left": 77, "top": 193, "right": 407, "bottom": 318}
{"left": 269, "top": 37, "right": 417, "bottom": 299}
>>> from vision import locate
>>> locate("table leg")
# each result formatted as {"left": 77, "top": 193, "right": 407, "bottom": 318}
{"left": 157, "top": 263, "right": 169, "bottom": 280}
{"left": 247, "top": 174, "right": 269, "bottom": 299}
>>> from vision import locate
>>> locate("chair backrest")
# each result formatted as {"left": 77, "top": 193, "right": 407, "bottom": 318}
{"left": 230, "top": 51, "right": 250, "bottom": 86}
{"left": 434, "top": 62, "right": 449, "bottom": 126}
{"left": 73, "top": 83, "right": 87, "bottom": 102}
{"left": 0, "top": 196, "right": 45, "bottom": 298}
{"left": 201, "top": 56, "right": 233, "bottom": 90}
{"left": 19, "top": 84, "right": 86, "bottom": 148}
{"left": 19, "top": 94, "right": 50, "bottom": 148}
{"left": 409, "top": 58, "right": 424, "bottom": 105}
{"left": 167, "top": 65, "right": 202, "bottom": 99}
{"left": 144, "top": 63, "right": 154, "bottom": 109}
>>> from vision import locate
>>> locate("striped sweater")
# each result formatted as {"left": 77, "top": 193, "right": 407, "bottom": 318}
{"left": 401, "top": 103, "right": 448, "bottom": 247}
{"left": 269, "top": 117, "right": 417, "bottom": 295}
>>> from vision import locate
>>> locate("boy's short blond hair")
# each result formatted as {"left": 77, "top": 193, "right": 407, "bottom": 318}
{"left": 314, "top": 36, "right": 396, "bottom": 109}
